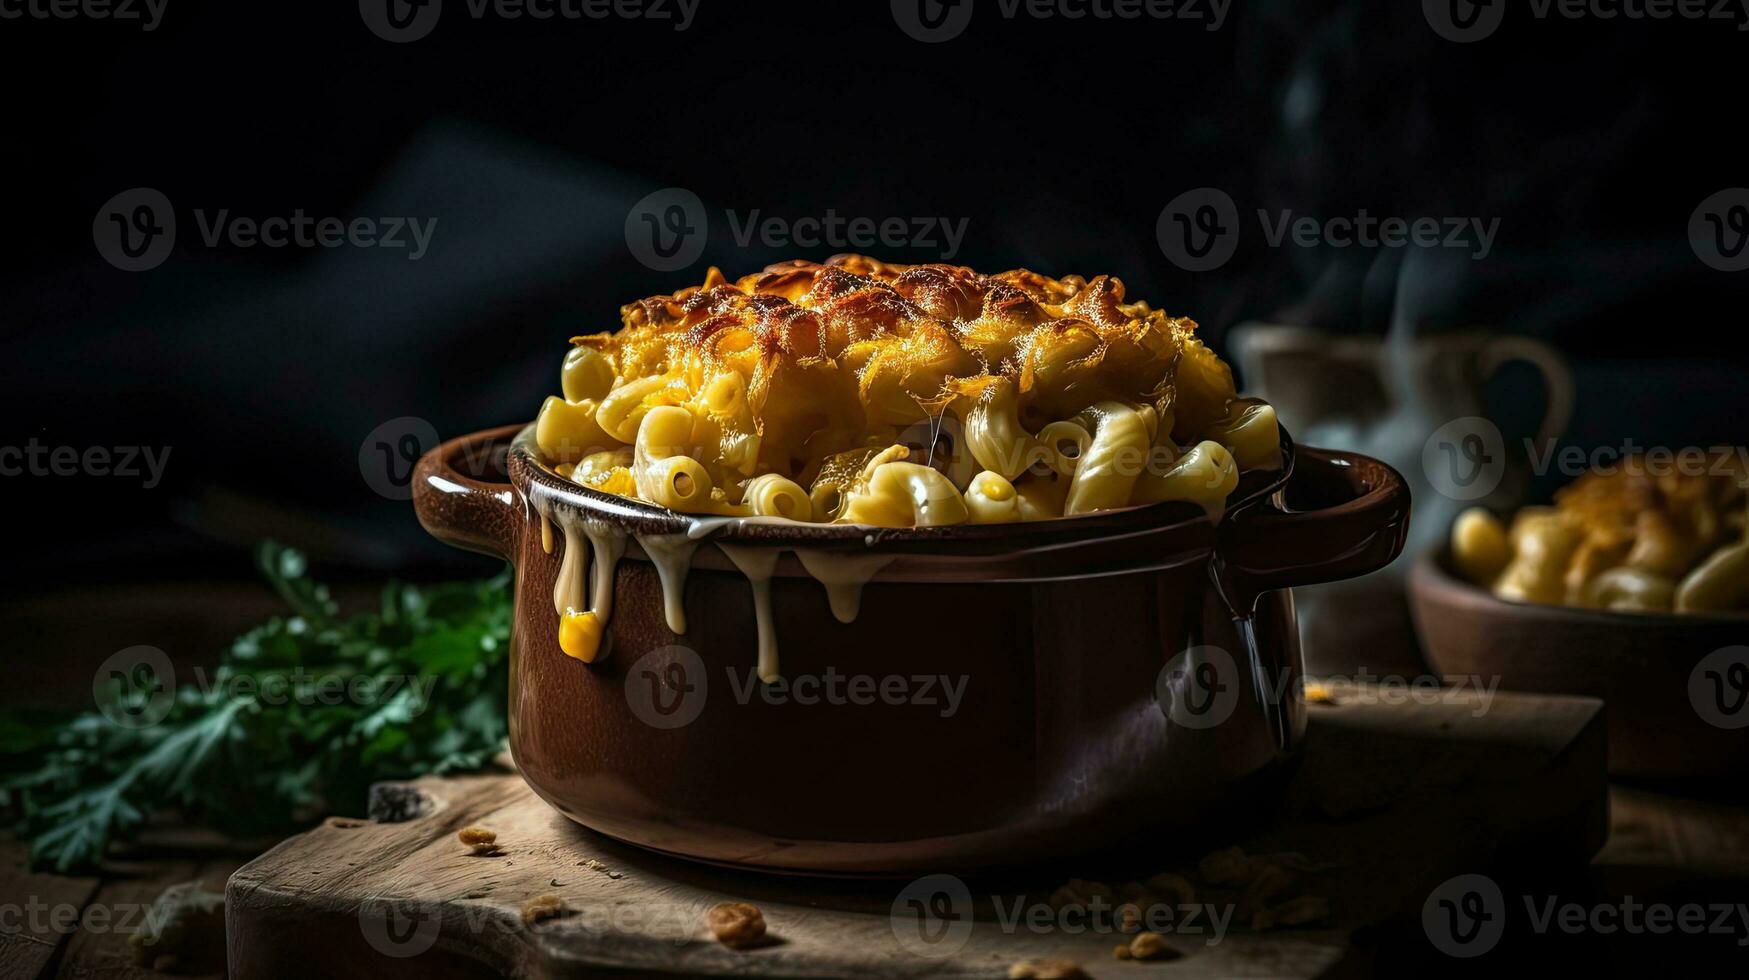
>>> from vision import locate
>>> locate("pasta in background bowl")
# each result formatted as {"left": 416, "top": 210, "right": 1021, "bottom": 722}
{"left": 411, "top": 256, "right": 1412, "bottom": 874}
{"left": 1447, "top": 451, "right": 1749, "bottom": 616}
{"left": 1411, "top": 450, "right": 1749, "bottom": 780}
{"left": 531, "top": 256, "right": 1281, "bottom": 528}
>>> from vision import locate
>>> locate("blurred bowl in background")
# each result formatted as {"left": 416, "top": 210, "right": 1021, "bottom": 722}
{"left": 1410, "top": 546, "right": 1749, "bottom": 784}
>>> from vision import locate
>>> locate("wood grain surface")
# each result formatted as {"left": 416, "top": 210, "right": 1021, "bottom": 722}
{"left": 223, "top": 685, "right": 1609, "bottom": 978}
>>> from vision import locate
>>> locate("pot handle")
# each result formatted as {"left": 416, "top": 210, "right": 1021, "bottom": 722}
{"left": 1216, "top": 445, "right": 1412, "bottom": 609}
{"left": 412, "top": 425, "right": 525, "bottom": 562}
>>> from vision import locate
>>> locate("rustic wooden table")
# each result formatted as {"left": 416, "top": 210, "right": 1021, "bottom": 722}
{"left": 6, "top": 685, "right": 1746, "bottom": 978}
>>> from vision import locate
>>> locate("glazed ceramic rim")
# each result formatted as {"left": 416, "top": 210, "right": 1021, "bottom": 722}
{"left": 508, "top": 423, "right": 1297, "bottom": 554}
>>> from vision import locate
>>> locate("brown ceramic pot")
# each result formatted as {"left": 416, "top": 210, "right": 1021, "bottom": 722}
{"left": 1410, "top": 548, "right": 1749, "bottom": 783}
{"left": 413, "top": 424, "right": 1410, "bottom": 875}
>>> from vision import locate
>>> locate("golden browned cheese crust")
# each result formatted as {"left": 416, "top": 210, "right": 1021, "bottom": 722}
{"left": 582, "top": 254, "right": 1231, "bottom": 484}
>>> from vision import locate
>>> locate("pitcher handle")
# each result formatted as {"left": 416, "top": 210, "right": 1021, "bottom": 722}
{"left": 1481, "top": 336, "right": 1574, "bottom": 455}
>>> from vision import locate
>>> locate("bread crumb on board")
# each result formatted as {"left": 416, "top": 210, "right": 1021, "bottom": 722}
{"left": 706, "top": 902, "right": 767, "bottom": 949}
{"left": 458, "top": 826, "right": 501, "bottom": 855}
{"left": 521, "top": 894, "right": 566, "bottom": 925}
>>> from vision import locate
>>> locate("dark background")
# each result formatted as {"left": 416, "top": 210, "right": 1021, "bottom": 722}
{"left": 2, "top": 0, "right": 1745, "bottom": 592}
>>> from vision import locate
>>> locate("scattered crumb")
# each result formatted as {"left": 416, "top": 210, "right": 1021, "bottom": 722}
{"left": 1008, "top": 958, "right": 1090, "bottom": 979}
{"left": 581, "top": 858, "right": 623, "bottom": 879}
{"left": 706, "top": 902, "right": 767, "bottom": 949}
{"left": 458, "top": 826, "right": 500, "bottom": 855}
{"left": 521, "top": 894, "right": 566, "bottom": 925}
{"left": 1301, "top": 682, "right": 1340, "bottom": 705}
{"left": 1113, "top": 944, "right": 1132, "bottom": 960}
{"left": 1129, "top": 930, "right": 1180, "bottom": 962}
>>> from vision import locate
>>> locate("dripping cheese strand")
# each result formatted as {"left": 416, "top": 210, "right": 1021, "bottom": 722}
{"left": 794, "top": 550, "right": 894, "bottom": 624}
{"left": 637, "top": 533, "right": 702, "bottom": 633}
{"left": 719, "top": 543, "right": 782, "bottom": 683}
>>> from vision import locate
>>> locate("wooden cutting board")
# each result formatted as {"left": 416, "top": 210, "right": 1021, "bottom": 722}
{"left": 225, "top": 684, "right": 1607, "bottom": 979}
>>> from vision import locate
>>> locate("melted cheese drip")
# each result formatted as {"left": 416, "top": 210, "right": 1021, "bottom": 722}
{"left": 585, "top": 524, "right": 626, "bottom": 622}
{"left": 542, "top": 503, "right": 894, "bottom": 679}
{"left": 794, "top": 550, "right": 893, "bottom": 623}
{"left": 551, "top": 512, "right": 588, "bottom": 618}
{"left": 636, "top": 533, "right": 702, "bottom": 634}
{"left": 718, "top": 543, "right": 783, "bottom": 683}
{"left": 546, "top": 503, "right": 628, "bottom": 664}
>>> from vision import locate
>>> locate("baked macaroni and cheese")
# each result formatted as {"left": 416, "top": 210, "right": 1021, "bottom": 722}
{"left": 532, "top": 255, "right": 1280, "bottom": 529}
{"left": 1451, "top": 452, "right": 1749, "bottom": 614}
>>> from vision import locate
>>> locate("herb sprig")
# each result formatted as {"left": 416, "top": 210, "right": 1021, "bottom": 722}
{"left": 1, "top": 543, "right": 512, "bottom": 873}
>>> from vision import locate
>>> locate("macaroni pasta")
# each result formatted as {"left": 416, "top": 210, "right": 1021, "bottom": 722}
{"left": 531, "top": 256, "right": 1281, "bottom": 527}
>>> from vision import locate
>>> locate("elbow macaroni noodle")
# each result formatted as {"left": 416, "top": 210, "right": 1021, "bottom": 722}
{"left": 1451, "top": 449, "right": 1749, "bottom": 615}
{"left": 531, "top": 256, "right": 1283, "bottom": 528}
